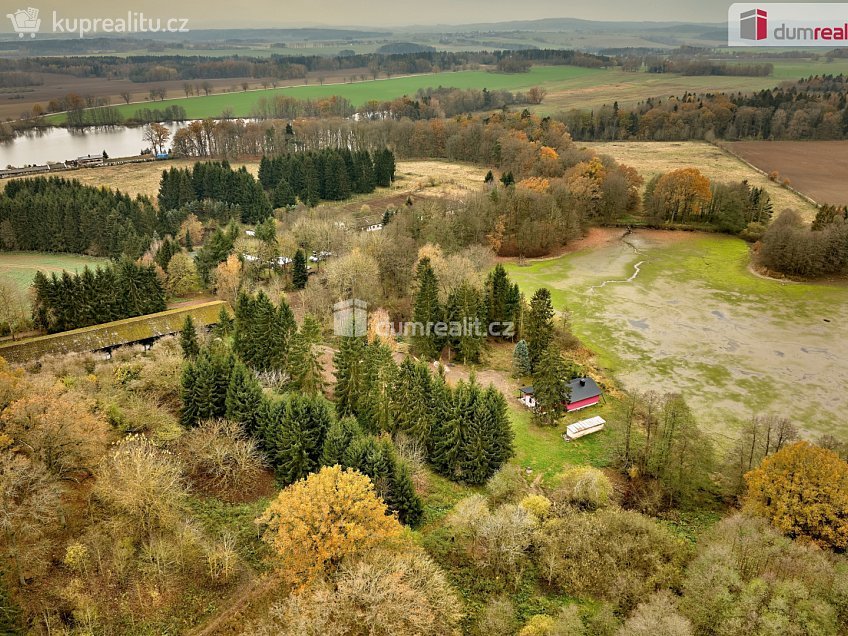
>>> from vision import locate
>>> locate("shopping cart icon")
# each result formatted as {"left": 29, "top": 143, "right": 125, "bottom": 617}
{"left": 7, "top": 7, "right": 41, "bottom": 38}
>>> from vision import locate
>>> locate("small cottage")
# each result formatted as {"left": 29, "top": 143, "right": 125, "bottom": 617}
{"left": 517, "top": 377, "right": 603, "bottom": 412}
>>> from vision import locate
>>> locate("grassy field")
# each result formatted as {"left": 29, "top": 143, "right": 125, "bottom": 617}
{"left": 0, "top": 252, "right": 108, "bottom": 293}
{"left": 505, "top": 229, "right": 848, "bottom": 441}
{"left": 41, "top": 58, "right": 848, "bottom": 124}
{"left": 13, "top": 158, "right": 486, "bottom": 202}
{"left": 586, "top": 141, "right": 819, "bottom": 221}
{"left": 46, "top": 66, "right": 604, "bottom": 123}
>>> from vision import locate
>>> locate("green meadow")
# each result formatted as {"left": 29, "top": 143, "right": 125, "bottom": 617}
{"left": 47, "top": 66, "right": 604, "bottom": 123}
{"left": 0, "top": 251, "right": 109, "bottom": 294}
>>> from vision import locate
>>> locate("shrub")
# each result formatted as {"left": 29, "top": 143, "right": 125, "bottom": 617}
{"left": 176, "top": 419, "right": 264, "bottom": 500}
{"left": 552, "top": 466, "right": 613, "bottom": 511}
{"left": 533, "top": 509, "right": 688, "bottom": 612}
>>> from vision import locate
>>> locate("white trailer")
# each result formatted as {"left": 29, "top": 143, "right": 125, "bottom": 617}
{"left": 564, "top": 416, "right": 606, "bottom": 441}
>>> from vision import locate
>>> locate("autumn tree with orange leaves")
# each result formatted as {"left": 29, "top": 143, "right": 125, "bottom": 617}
{"left": 646, "top": 168, "right": 712, "bottom": 224}
{"left": 744, "top": 441, "right": 848, "bottom": 550}
{"left": 256, "top": 465, "right": 404, "bottom": 585}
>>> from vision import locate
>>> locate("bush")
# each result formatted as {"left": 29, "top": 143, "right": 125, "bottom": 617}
{"left": 533, "top": 509, "right": 688, "bottom": 612}
{"left": 486, "top": 464, "right": 530, "bottom": 505}
{"left": 176, "top": 419, "right": 264, "bottom": 500}
{"left": 552, "top": 466, "right": 613, "bottom": 511}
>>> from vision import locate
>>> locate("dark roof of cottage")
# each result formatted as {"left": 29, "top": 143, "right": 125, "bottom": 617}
{"left": 519, "top": 386, "right": 534, "bottom": 395}
{"left": 569, "top": 377, "right": 602, "bottom": 402}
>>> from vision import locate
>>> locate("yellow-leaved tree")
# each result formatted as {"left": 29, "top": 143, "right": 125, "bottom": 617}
{"left": 256, "top": 465, "right": 403, "bottom": 585}
{"left": 744, "top": 441, "right": 848, "bottom": 549}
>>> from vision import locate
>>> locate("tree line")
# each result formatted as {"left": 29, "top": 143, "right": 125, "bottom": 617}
{"left": 558, "top": 74, "right": 848, "bottom": 141}
{"left": 31, "top": 261, "right": 165, "bottom": 333}
{"left": 757, "top": 207, "right": 848, "bottom": 277}
{"left": 159, "top": 161, "right": 273, "bottom": 224}
{"left": 257, "top": 147, "right": 395, "bottom": 207}
{"left": 0, "top": 177, "right": 157, "bottom": 259}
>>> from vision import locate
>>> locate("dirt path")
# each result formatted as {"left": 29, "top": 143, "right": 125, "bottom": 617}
{"left": 167, "top": 295, "right": 219, "bottom": 310}
{"left": 188, "top": 573, "right": 282, "bottom": 636}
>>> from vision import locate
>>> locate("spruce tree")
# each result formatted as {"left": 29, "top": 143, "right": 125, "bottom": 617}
{"left": 385, "top": 452, "right": 424, "bottom": 527}
{"left": 411, "top": 257, "right": 443, "bottom": 359}
{"left": 333, "top": 334, "right": 366, "bottom": 417}
{"left": 180, "top": 315, "right": 200, "bottom": 359}
{"left": 288, "top": 314, "right": 325, "bottom": 396}
{"left": 484, "top": 386, "right": 515, "bottom": 472}
{"left": 513, "top": 339, "right": 532, "bottom": 376}
{"left": 427, "top": 374, "right": 461, "bottom": 475}
{"left": 292, "top": 249, "right": 308, "bottom": 289}
{"left": 225, "top": 360, "right": 264, "bottom": 435}
{"left": 526, "top": 288, "right": 555, "bottom": 371}
{"left": 485, "top": 264, "right": 520, "bottom": 339}
{"left": 273, "top": 177, "right": 296, "bottom": 208}
{"left": 357, "top": 342, "right": 396, "bottom": 434}
{"left": 460, "top": 391, "right": 496, "bottom": 485}
{"left": 321, "top": 416, "right": 363, "bottom": 466}
{"left": 214, "top": 305, "right": 234, "bottom": 338}
{"left": 533, "top": 345, "right": 571, "bottom": 427}
{"left": 390, "top": 359, "right": 434, "bottom": 445}
{"left": 446, "top": 283, "right": 486, "bottom": 364}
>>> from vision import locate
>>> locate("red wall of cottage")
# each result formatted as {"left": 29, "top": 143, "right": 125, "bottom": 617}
{"left": 566, "top": 395, "right": 600, "bottom": 412}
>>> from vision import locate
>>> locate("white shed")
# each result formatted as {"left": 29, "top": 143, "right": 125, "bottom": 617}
{"left": 564, "top": 416, "right": 606, "bottom": 441}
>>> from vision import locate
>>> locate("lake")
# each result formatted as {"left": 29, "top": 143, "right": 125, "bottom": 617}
{"left": 0, "top": 122, "right": 187, "bottom": 167}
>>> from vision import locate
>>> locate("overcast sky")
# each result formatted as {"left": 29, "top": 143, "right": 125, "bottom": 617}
{"left": 0, "top": 0, "right": 753, "bottom": 29}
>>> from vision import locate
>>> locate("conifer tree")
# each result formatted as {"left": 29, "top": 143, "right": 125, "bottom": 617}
{"left": 292, "top": 249, "right": 308, "bottom": 289}
{"left": 233, "top": 291, "right": 295, "bottom": 372}
{"left": 180, "top": 347, "right": 235, "bottom": 426}
{"left": 485, "top": 264, "right": 520, "bottom": 339}
{"left": 288, "top": 315, "right": 325, "bottom": 396}
{"left": 225, "top": 360, "right": 264, "bottom": 435}
{"left": 333, "top": 334, "right": 366, "bottom": 417}
{"left": 321, "top": 416, "right": 363, "bottom": 466}
{"left": 446, "top": 283, "right": 486, "bottom": 363}
{"left": 357, "top": 342, "right": 396, "bottom": 434}
{"left": 390, "top": 359, "right": 434, "bottom": 446}
{"left": 411, "top": 257, "right": 443, "bottom": 359}
{"left": 273, "top": 177, "right": 296, "bottom": 208}
{"left": 533, "top": 345, "right": 571, "bottom": 427}
{"left": 513, "top": 339, "right": 532, "bottom": 376}
{"left": 386, "top": 456, "right": 424, "bottom": 527}
{"left": 214, "top": 305, "right": 234, "bottom": 338}
{"left": 428, "top": 373, "right": 460, "bottom": 474}
{"left": 265, "top": 395, "right": 332, "bottom": 485}
{"left": 180, "top": 315, "right": 200, "bottom": 359}
{"left": 526, "top": 288, "right": 555, "bottom": 371}
{"left": 460, "top": 392, "right": 496, "bottom": 485}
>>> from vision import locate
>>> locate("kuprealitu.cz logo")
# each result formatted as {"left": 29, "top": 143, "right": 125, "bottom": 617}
{"left": 5, "top": 6, "right": 189, "bottom": 38}
{"left": 730, "top": 3, "right": 848, "bottom": 46}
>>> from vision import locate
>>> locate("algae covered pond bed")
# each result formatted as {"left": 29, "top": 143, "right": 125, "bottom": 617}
{"left": 506, "top": 230, "right": 848, "bottom": 439}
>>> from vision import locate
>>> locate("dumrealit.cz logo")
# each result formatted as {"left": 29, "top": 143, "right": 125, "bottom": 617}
{"left": 730, "top": 3, "right": 848, "bottom": 46}
{"left": 6, "top": 6, "right": 189, "bottom": 38}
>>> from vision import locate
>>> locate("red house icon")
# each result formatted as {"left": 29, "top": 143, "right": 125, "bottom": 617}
{"left": 740, "top": 8, "right": 768, "bottom": 40}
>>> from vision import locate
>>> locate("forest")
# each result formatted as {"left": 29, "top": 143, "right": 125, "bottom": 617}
{"left": 559, "top": 74, "right": 848, "bottom": 141}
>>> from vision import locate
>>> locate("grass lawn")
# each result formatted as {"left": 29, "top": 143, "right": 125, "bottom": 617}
{"left": 0, "top": 251, "right": 109, "bottom": 293}
{"left": 509, "top": 405, "right": 613, "bottom": 482}
{"left": 505, "top": 231, "right": 848, "bottom": 440}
